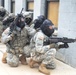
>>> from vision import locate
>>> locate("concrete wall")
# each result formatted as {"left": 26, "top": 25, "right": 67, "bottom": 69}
{"left": 34, "top": 0, "right": 46, "bottom": 19}
{"left": 56, "top": 0, "right": 76, "bottom": 68}
{"left": 2, "top": 0, "right": 46, "bottom": 19}
{"left": 15, "top": 0, "right": 26, "bottom": 15}
{"left": 0, "top": 0, "right": 1, "bottom": 6}
{"left": 4, "top": 0, "right": 11, "bottom": 13}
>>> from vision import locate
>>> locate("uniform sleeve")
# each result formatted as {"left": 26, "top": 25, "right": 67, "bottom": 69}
{"left": 25, "top": 26, "right": 36, "bottom": 38}
{"left": 35, "top": 33, "right": 50, "bottom": 53}
{"left": 1, "top": 27, "right": 12, "bottom": 44}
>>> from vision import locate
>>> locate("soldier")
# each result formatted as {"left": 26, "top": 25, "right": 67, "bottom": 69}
{"left": 1, "top": 14, "right": 46, "bottom": 67}
{"left": 0, "top": 6, "right": 9, "bottom": 38}
{"left": 34, "top": 15, "right": 46, "bottom": 29}
{"left": 23, "top": 12, "right": 36, "bottom": 39}
{"left": 27, "top": 19, "right": 56, "bottom": 75}
{"left": 28, "top": 19, "right": 68, "bottom": 75}
{"left": 0, "top": 6, "right": 9, "bottom": 20}
{"left": 2, "top": 13, "right": 15, "bottom": 31}
{"left": 23, "top": 11, "right": 33, "bottom": 26}
{"left": 1, "top": 14, "right": 29, "bottom": 67}
{"left": 24, "top": 15, "right": 46, "bottom": 39}
{"left": 23, "top": 15, "right": 46, "bottom": 58}
{"left": 1, "top": 12, "right": 35, "bottom": 65}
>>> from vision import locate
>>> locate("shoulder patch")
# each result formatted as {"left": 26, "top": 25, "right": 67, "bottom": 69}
{"left": 38, "top": 36, "right": 44, "bottom": 40}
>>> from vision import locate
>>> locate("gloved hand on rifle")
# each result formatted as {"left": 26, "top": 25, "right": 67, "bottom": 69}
{"left": 58, "top": 43, "right": 69, "bottom": 49}
{"left": 8, "top": 33, "right": 14, "bottom": 41}
{"left": 50, "top": 43, "right": 56, "bottom": 48}
{"left": 1, "top": 32, "right": 14, "bottom": 44}
{"left": 50, "top": 43, "right": 59, "bottom": 50}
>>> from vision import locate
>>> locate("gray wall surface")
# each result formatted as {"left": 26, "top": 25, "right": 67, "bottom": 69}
{"left": 15, "top": 0, "right": 26, "bottom": 15}
{"left": 4, "top": 0, "right": 11, "bottom": 13}
{"left": 0, "top": 0, "right": 1, "bottom": 6}
{"left": 34, "top": 0, "right": 46, "bottom": 19}
{"left": 56, "top": 0, "right": 76, "bottom": 68}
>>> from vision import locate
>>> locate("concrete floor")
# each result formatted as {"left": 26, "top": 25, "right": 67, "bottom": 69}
{"left": 0, "top": 43, "right": 76, "bottom": 75}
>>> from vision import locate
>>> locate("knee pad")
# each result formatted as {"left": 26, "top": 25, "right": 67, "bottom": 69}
{"left": 50, "top": 48, "right": 56, "bottom": 55}
{"left": 7, "top": 54, "right": 19, "bottom": 67}
{"left": 7, "top": 60, "right": 19, "bottom": 67}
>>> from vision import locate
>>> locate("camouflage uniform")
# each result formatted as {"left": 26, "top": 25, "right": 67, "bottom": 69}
{"left": 29, "top": 30, "right": 56, "bottom": 69}
{"left": 25, "top": 25, "right": 36, "bottom": 39}
{"left": 1, "top": 27, "right": 29, "bottom": 67}
{"left": 0, "top": 6, "right": 9, "bottom": 38}
{"left": 22, "top": 25, "right": 36, "bottom": 57}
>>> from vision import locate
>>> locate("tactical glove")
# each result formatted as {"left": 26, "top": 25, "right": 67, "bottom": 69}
{"left": 50, "top": 43, "right": 56, "bottom": 48}
{"left": 58, "top": 43, "right": 69, "bottom": 49}
{"left": 50, "top": 43, "right": 59, "bottom": 50}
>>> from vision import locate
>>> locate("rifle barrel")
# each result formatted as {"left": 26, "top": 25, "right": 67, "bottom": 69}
{"left": 20, "top": 8, "right": 24, "bottom": 14}
{"left": 49, "top": 37, "right": 76, "bottom": 43}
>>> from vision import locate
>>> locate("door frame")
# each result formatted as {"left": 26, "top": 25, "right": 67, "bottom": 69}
{"left": 45, "top": 0, "right": 59, "bottom": 28}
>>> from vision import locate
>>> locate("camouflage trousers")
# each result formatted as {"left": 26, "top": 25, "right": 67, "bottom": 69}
{"left": 23, "top": 45, "right": 32, "bottom": 57}
{"left": 32, "top": 48, "right": 56, "bottom": 69}
{"left": 6, "top": 45, "right": 31, "bottom": 67}
{"left": 6, "top": 45, "right": 56, "bottom": 68}
{"left": 7, "top": 53, "right": 19, "bottom": 67}
{"left": 23, "top": 46, "right": 56, "bottom": 69}
{"left": 0, "top": 25, "right": 3, "bottom": 40}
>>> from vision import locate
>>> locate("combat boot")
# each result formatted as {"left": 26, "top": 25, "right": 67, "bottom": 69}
{"left": 19, "top": 54, "right": 27, "bottom": 65}
{"left": 29, "top": 59, "right": 37, "bottom": 68}
{"left": 39, "top": 63, "right": 50, "bottom": 75}
{"left": 2, "top": 52, "right": 7, "bottom": 63}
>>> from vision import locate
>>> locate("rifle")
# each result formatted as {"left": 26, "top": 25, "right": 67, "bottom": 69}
{"left": 49, "top": 37, "right": 76, "bottom": 43}
{"left": 8, "top": 8, "right": 24, "bottom": 47}
{"left": 9, "top": 8, "right": 24, "bottom": 34}
{"left": 20, "top": 8, "right": 24, "bottom": 14}
{"left": 44, "top": 37, "right": 76, "bottom": 48}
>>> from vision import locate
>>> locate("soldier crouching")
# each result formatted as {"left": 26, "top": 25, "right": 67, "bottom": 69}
{"left": 28, "top": 19, "right": 57, "bottom": 75}
{"left": 1, "top": 14, "right": 29, "bottom": 67}
{"left": 0, "top": 6, "right": 9, "bottom": 39}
